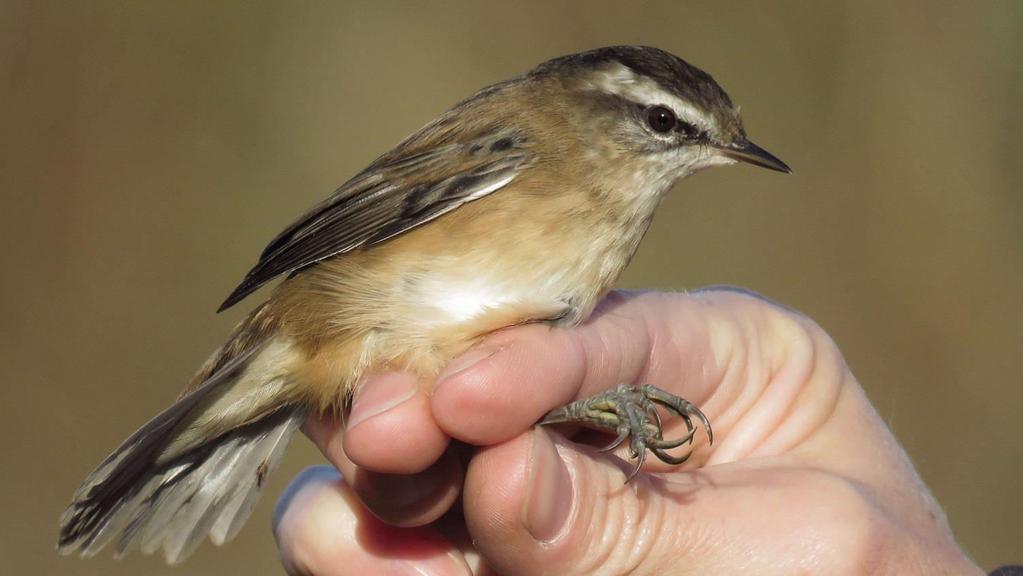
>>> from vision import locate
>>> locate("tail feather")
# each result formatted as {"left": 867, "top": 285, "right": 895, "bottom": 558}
{"left": 59, "top": 323, "right": 307, "bottom": 564}
{"left": 144, "top": 409, "right": 301, "bottom": 563}
{"left": 210, "top": 413, "right": 296, "bottom": 546}
{"left": 60, "top": 400, "right": 304, "bottom": 564}
{"left": 59, "top": 347, "right": 259, "bottom": 553}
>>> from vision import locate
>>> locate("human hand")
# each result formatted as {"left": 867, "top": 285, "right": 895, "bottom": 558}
{"left": 273, "top": 288, "right": 982, "bottom": 575}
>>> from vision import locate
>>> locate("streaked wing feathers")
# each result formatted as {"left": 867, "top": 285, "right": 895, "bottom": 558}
{"left": 219, "top": 130, "right": 530, "bottom": 311}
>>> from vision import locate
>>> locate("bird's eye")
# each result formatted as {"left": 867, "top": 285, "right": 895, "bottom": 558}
{"left": 646, "top": 105, "right": 676, "bottom": 134}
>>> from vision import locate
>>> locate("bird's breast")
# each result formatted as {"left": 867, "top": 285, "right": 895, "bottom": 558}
{"left": 384, "top": 184, "right": 663, "bottom": 336}
{"left": 276, "top": 176, "right": 665, "bottom": 405}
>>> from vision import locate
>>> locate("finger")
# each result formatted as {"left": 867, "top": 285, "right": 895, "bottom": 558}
{"left": 462, "top": 430, "right": 927, "bottom": 576}
{"left": 273, "top": 466, "right": 471, "bottom": 576}
{"left": 304, "top": 412, "right": 462, "bottom": 527}
{"left": 435, "top": 287, "right": 858, "bottom": 474}
{"left": 430, "top": 322, "right": 586, "bottom": 446}
{"left": 462, "top": 428, "right": 703, "bottom": 576}
{"left": 344, "top": 371, "right": 450, "bottom": 474}
{"left": 466, "top": 428, "right": 980, "bottom": 576}
{"left": 430, "top": 290, "right": 724, "bottom": 447}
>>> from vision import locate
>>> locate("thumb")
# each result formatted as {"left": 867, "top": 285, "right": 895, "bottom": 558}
{"left": 463, "top": 427, "right": 701, "bottom": 576}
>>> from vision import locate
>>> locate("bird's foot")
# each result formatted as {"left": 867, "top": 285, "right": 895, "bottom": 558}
{"left": 539, "top": 384, "right": 712, "bottom": 482}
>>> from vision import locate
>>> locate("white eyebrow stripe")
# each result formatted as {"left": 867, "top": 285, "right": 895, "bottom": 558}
{"left": 584, "top": 63, "right": 715, "bottom": 132}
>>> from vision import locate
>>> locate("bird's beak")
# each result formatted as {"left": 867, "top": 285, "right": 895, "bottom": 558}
{"left": 717, "top": 139, "right": 792, "bottom": 174}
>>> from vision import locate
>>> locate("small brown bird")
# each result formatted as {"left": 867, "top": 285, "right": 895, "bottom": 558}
{"left": 59, "top": 45, "right": 789, "bottom": 564}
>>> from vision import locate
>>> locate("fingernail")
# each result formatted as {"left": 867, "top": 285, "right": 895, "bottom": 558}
{"left": 434, "top": 347, "right": 500, "bottom": 389}
{"left": 347, "top": 372, "right": 418, "bottom": 430}
{"left": 523, "top": 428, "right": 574, "bottom": 542}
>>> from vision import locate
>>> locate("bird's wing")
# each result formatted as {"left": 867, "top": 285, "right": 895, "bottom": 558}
{"left": 218, "top": 127, "right": 530, "bottom": 311}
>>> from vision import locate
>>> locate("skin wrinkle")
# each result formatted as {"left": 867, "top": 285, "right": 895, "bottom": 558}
{"left": 790, "top": 361, "right": 870, "bottom": 483}
{"left": 601, "top": 474, "right": 644, "bottom": 576}
{"left": 636, "top": 293, "right": 682, "bottom": 386}
{"left": 706, "top": 297, "right": 822, "bottom": 465}
{"left": 570, "top": 448, "right": 615, "bottom": 575}
{"left": 556, "top": 328, "right": 590, "bottom": 407}
{"left": 716, "top": 304, "right": 785, "bottom": 462}
{"left": 574, "top": 455, "right": 657, "bottom": 576}
{"left": 635, "top": 305, "right": 664, "bottom": 394}
{"left": 547, "top": 365, "right": 709, "bottom": 576}
{"left": 647, "top": 465, "right": 742, "bottom": 574}
{"left": 716, "top": 305, "right": 964, "bottom": 573}
{"left": 622, "top": 480, "right": 665, "bottom": 576}
{"left": 693, "top": 298, "right": 746, "bottom": 459}
{"left": 619, "top": 473, "right": 707, "bottom": 576}
{"left": 609, "top": 479, "right": 646, "bottom": 576}
{"left": 759, "top": 321, "right": 844, "bottom": 459}
{"left": 703, "top": 311, "right": 757, "bottom": 466}
{"left": 659, "top": 479, "right": 716, "bottom": 575}
{"left": 742, "top": 315, "right": 819, "bottom": 458}
{"left": 579, "top": 328, "right": 617, "bottom": 396}
{"left": 576, "top": 312, "right": 633, "bottom": 398}
{"left": 659, "top": 293, "right": 708, "bottom": 388}
{"left": 610, "top": 307, "right": 653, "bottom": 385}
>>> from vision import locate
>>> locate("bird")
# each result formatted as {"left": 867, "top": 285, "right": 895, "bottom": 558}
{"left": 58, "top": 45, "right": 790, "bottom": 565}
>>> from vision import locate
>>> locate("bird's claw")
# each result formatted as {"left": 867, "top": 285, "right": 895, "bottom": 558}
{"left": 539, "top": 384, "right": 712, "bottom": 482}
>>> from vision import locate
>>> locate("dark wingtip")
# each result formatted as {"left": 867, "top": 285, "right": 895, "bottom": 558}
{"left": 216, "top": 297, "right": 234, "bottom": 313}
{"left": 217, "top": 282, "right": 253, "bottom": 313}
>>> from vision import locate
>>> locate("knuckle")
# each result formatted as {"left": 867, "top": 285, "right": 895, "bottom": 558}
{"left": 791, "top": 469, "right": 898, "bottom": 572}
{"left": 691, "top": 285, "right": 840, "bottom": 352}
{"left": 688, "top": 285, "right": 844, "bottom": 367}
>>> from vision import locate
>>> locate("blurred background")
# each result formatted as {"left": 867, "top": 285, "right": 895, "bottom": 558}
{"left": 2, "top": 1, "right": 1020, "bottom": 574}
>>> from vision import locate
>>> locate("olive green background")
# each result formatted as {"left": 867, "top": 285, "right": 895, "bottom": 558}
{"left": 3, "top": 2, "right": 1020, "bottom": 574}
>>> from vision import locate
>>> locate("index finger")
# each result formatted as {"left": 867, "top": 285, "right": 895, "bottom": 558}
{"left": 429, "top": 290, "right": 728, "bottom": 447}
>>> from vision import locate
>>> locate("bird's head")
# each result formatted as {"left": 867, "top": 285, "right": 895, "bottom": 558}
{"left": 525, "top": 46, "right": 790, "bottom": 189}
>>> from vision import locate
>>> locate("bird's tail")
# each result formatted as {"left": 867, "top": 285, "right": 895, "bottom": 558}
{"left": 58, "top": 304, "right": 306, "bottom": 564}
